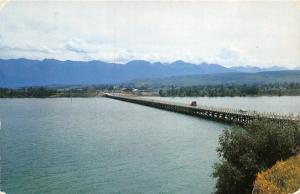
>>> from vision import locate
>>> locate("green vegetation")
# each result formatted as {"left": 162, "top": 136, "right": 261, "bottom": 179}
{"left": 2, "top": 82, "right": 300, "bottom": 98}
{"left": 253, "top": 154, "right": 300, "bottom": 194}
{"left": 159, "top": 83, "right": 300, "bottom": 97}
{"left": 0, "top": 86, "right": 110, "bottom": 98}
{"left": 213, "top": 118, "right": 300, "bottom": 194}
{"left": 0, "top": 87, "right": 57, "bottom": 98}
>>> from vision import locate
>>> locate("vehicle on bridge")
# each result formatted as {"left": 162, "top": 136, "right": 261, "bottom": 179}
{"left": 190, "top": 101, "right": 197, "bottom": 106}
{"left": 239, "top": 109, "right": 248, "bottom": 113}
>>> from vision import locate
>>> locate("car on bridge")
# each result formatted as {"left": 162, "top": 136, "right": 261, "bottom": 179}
{"left": 190, "top": 101, "right": 197, "bottom": 106}
{"left": 238, "top": 109, "right": 248, "bottom": 113}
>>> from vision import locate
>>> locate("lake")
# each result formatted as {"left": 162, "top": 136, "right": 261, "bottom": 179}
{"left": 0, "top": 98, "right": 226, "bottom": 194}
{"left": 0, "top": 96, "right": 299, "bottom": 194}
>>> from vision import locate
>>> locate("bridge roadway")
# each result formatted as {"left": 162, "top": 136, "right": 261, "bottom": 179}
{"left": 104, "top": 94, "right": 299, "bottom": 125}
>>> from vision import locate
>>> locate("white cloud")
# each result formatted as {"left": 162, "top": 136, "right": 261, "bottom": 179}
{"left": 65, "top": 39, "right": 99, "bottom": 54}
{"left": 0, "top": 1, "right": 299, "bottom": 68}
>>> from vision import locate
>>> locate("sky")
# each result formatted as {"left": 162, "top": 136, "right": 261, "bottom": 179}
{"left": 0, "top": 0, "right": 300, "bottom": 68}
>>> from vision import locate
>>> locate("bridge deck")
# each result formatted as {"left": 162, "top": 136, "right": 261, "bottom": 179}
{"left": 104, "top": 94, "right": 299, "bottom": 125}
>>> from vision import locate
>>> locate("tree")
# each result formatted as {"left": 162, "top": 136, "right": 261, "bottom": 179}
{"left": 213, "top": 118, "right": 300, "bottom": 194}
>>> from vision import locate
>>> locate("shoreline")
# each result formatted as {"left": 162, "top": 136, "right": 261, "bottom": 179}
{"left": 1, "top": 94, "right": 300, "bottom": 99}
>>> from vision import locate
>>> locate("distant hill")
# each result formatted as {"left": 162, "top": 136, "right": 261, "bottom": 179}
{"left": 229, "top": 66, "right": 288, "bottom": 73}
{"left": 0, "top": 59, "right": 233, "bottom": 87}
{"left": 129, "top": 70, "right": 300, "bottom": 87}
{"left": 0, "top": 58, "right": 292, "bottom": 87}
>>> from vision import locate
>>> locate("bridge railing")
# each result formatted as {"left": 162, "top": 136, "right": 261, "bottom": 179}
{"left": 142, "top": 97, "right": 298, "bottom": 120}
{"left": 154, "top": 98, "right": 299, "bottom": 121}
{"left": 105, "top": 94, "right": 299, "bottom": 121}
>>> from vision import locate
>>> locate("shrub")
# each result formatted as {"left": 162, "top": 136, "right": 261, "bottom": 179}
{"left": 253, "top": 154, "right": 300, "bottom": 194}
{"left": 213, "top": 118, "right": 300, "bottom": 194}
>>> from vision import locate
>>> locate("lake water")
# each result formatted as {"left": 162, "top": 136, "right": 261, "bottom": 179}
{"left": 0, "top": 98, "right": 226, "bottom": 194}
{"left": 0, "top": 96, "right": 299, "bottom": 194}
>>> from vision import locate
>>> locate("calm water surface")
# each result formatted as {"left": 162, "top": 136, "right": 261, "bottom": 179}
{"left": 0, "top": 98, "right": 226, "bottom": 194}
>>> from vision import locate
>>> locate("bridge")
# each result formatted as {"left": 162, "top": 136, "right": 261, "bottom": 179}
{"left": 104, "top": 94, "right": 299, "bottom": 125}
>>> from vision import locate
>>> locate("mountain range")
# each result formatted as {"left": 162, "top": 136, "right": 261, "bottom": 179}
{"left": 129, "top": 70, "right": 300, "bottom": 87}
{"left": 0, "top": 58, "right": 296, "bottom": 87}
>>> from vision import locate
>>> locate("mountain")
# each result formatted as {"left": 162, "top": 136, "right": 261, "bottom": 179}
{"left": 129, "top": 70, "right": 300, "bottom": 87}
{"left": 0, "top": 58, "right": 292, "bottom": 87}
{"left": 0, "top": 58, "right": 234, "bottom": 87}
{"left": 229, "top": 65, "right": 288, "bottom": 73}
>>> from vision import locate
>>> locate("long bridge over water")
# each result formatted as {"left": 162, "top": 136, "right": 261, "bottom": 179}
{"left": 104, "top": 94, "right": 299, "bottom": 125}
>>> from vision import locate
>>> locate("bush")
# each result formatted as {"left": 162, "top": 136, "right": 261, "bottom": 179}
{"left": 213, "top": 118, "right": 300, "bottom": 194}
{"left": 253, "top": 154, "right": 300, "bottom": 194}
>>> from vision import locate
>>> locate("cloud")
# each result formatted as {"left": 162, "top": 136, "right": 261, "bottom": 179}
{"left": 65, "top": 39, "right": 90, "bottom": 53}
{"left": 0, "top": 1, "right": 300, "bottom": 68}
{"left": 219, "top": 48, "right": 240, "bottom": 60}
{"left": 65, "top": 38, "right": 104, "bottom": 54}
{"left": 0, "top": 41, "right": 53, "bottom": 53}
{"left": 0, "top": 0, "right": 9, "bottom": 11}
{"left": 297, "top": 0, "right": 300, "bottom": 10}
